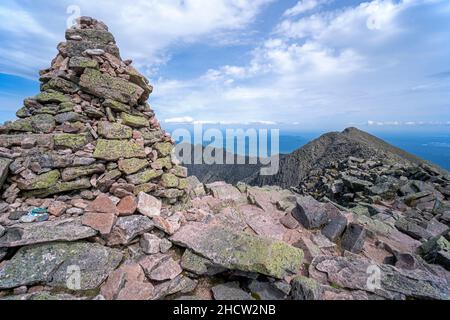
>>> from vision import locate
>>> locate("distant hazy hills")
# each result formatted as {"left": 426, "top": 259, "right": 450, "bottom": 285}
{"left": 183, "top": 127, "right": 448, "bottom": 189}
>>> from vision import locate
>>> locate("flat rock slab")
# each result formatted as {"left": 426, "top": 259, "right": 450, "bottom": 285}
{"left": 170, "top": 222, "right": 303, "bottom": 279}
{"left": 310, "top": 255, "right": 449, "bottom": 300}
{"left": 0, "top": 218, "right": 97, "bottom": 248}
{"left": 0, "top": 242, "right": 122, "bottom": 290}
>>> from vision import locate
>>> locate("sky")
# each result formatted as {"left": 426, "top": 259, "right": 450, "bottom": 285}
{"left": 1, "top": 0, "right": 450, "bottom": 130}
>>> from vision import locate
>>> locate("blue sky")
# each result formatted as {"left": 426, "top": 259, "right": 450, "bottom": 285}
{"left": 1, "top": 0, "right": 450, "bottom": 130}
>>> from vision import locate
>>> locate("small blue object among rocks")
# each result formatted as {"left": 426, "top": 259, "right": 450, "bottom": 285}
{"left": 19, "top": 208, "right": 49, "bottom": 223}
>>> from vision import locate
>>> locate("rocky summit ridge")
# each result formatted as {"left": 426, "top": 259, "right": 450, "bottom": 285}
{"left": 0, "top": 17, "right": 449, "bottom": 301}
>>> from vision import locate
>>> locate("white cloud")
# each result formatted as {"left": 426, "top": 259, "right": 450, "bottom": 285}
{"left": 165, "top": 116, "right": 195, "bottom": 124}
{"left": 150, "top": 0, "right": 450, "bottom": 127}
{"left": 0, "top": 0, "right": 274, "bottom": 77}
{"left": 283, "top": 0, "right": 328, "bottom": 17}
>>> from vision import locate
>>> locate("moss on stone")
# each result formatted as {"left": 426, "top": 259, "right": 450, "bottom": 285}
{"left": 35, "top": 91, "right": 70, "bottom": 104}
{"left": 69, "top": 56, "right": 99, "bottom": 70}
{"left": 118, "top": 158, "right": 149, "bottom": 175}
{"left": 97, "top": 121, "right": 132, "bottom": 139}
{"left": 120, "top": 112, "right": 149, "bottom": 128}
{"left": 16, "top": 107, "right": 30, "bottom": 118}
{"left": 102, "top": 99, "right": 131, "bottom": 113}
{"left": 54, "top": 133, "right": 89, "bottom": 150}
{"left": 93, "top": 139, "right": 146, "bottom": 161}
{"left": 161, "top": 173, "right": 179, "bottom": 188}
{"left": 24, "top": 178, "right": 91, "bottom": 198}
{"left": 79, "top": 68, "right": 144, "bottom": 106}
{"left": 154, "top": 142, "right": 173, "bottom": 157}
{"left": 178, "top": 178, "right": 188, "bottom": 190}
{"left": 154, "top": 157, "right": 172, "bottom": 170}
{"left": 18, "top": 170, "right": 60, "bottom": 191}
{"left": 61, "top": 164, "right": 106, "bottom": 182}
{"left": 126, "top": 169, "right": 163, "bottom": 185}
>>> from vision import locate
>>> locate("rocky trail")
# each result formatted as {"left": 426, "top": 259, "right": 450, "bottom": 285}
{"left": 0, "top": 17, "right": 449, "bottom": 300}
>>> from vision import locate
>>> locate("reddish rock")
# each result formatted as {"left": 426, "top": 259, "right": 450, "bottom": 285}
{"left": 86, "top": 194, "right": 119, "bottom": 215}
{"left": 81, "top": 211, "right": 117, "bottom": 235}
{"left": 153, "top": 213, "right": 182, "bottom": 235}
{"left": 137, "top": 192, "right": 161, "bottom": 217}
{"left": 100, "top": 263, "right": 155, "bottom": 300}
{"left": 139, "top": 254, "right": 182, "bottom": 281}
{"left": 116, "top": 195, "right": 137, "bottom": 216}
{"left": 47, "top": 201, "right": 68, "bottom": 217}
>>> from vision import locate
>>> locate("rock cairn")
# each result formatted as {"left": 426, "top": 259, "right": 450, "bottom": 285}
{"left": 0, "top": 17, "right": 187, "bottom": 206}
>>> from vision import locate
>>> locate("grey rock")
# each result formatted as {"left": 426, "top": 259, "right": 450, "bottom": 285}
{"left": 170, "top": 222, "right": 303, "bottom": 279}
{"left": 322, "top": 214, "right": 348, "bottom": 242}
{"left": 248, "top": 280, "right": 287, "bottom": 300}
{"left": 395, "top": 218, "right": 433, "bottom": 240}
{"left": 0, "top": 218, "right": 97, "bottom": 248}
{"left": 212, "top": 282, "right": 254, "bottom": 300}
{"left": 341, "top": 223, "right": 366, "bottom": 253}
{"left": 180, "top": 249, "right": 226, "bottom": 276}
{"left": 140, "top": 233, "right": 161, "bottom": 254}
{"left": 0, "top": 242, "right": 122, "bottom": 290}
{"left": 105, "top": 215, "right": 154, "bottom": 246}
{"left": 291, "top": 276, "right": 323, "bottom": 300}
{"left": 311, "top": 255, "right": 449, "bottom": 300}
{"left": 0, "top": 158, "right": 12, "bottom": 190}
{"left": 292, "top": 196, "right": 329, "bottom": 229}
{"left": 153, "top": 275, "right": 197, "bottom": 300}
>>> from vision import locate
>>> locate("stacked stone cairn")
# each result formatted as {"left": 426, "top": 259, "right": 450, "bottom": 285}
{"left": 0, "top": 17, "right": 188, "bottom": 206}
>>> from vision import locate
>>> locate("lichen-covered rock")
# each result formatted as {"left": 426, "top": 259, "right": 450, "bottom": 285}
{"left": 0, "top": 242, "right": 122, "bottom": 290}
{"left": 290, "top": 276, "right": 323, "bottom": 300}
{"left": 93, "top": 139, "right": 146, "bottom": 161}
{"left": 54, "top": 133, "right": 89, "bottom": 150}
{"left": 66, "top": 28, "right": 115, "bottom": 45}
{"left": 24, "top": 178, "right": 91, "bottom": 198}
{"left": 170, "top": 222, "right": 303, "bottom": 279}
{"left": 69, "top": 56, "right": 99, "bottom": 71}
{"left": 154, "top": 142, "right": 173, "bottom": 157}
{"left": 102, "top": 99, "right": 131, "bottom": 113}
{"left": 41, "top": 77, "right": 79, "bottom": 94}
{"left": 126, "top": 169, "right": 163, "bottom": 185}
{"left": 17, "top": 170, "right": 60, "bottom": 191}
{"left": 61, "top": 163, "right": 105, "bottom": 181}
{"left": 120, "top": 113, "right": 149, "bottom": 128}
{"left": 97, "top": 121, "right": 132, "bottom": 139}
{"left": 5, "top": 114, "right": 56, "bottom": 133}
{"left": 118, "top": 158, "right": 149, "bottom": 175}
{"left": 35, "top": 91, "right": 70, "bottom": 104}
{"left": 161, "top": 173, "right": 179, "bottom": 188}
{"left": 79, "top": 68, "right": 144, "bottom": 106}
{"left": 180, "top": 249, "right": 225, "bottom": 276}
{"left": 0, "top": 218, "right": 97, "bottom": 247}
